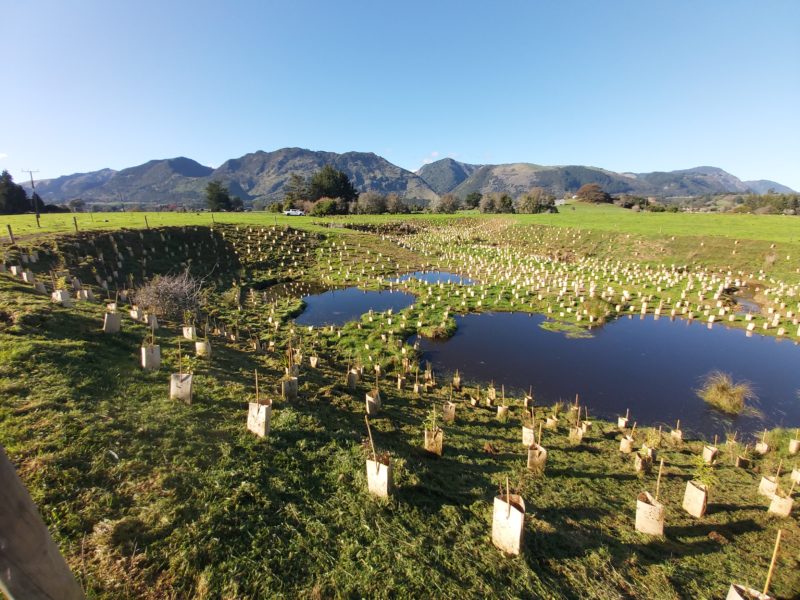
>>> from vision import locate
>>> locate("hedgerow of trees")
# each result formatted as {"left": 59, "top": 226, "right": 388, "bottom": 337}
{"left": 205, "top": 180, "right": 243, "bottom": 211}
{"left": 0, "top": 170, "right": 67, "bottom": 214}
{"left": 576, "top": 183, "right": 612, "bottom": 203}
{"left": 516, "top": 187, "right": 558, "bottom": 214}
{"left": 479, "top": 192, "right": 515, "bottom": 213}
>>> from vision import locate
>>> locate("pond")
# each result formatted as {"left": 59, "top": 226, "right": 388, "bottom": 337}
{"left": 261, "top": 281, "right": 328, "bottom": 303}
{"left": 392, "top": 270, "right": 475, "bottom": 285}
{"left": 294, "top": 287, "right": 415, "bottom": 327}
{"left": 411, "top": 312, "right": 800, "bottom": 438}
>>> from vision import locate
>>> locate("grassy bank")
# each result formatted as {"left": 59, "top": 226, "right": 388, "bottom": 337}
{"left": 1, "top": 213, "right": 799, "bottom": 598}
{"left": 1, "top": 274, "right": 799, "bottom": 598}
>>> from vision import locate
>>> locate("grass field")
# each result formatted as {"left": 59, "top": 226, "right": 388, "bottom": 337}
{"left": 1, "top": 209, "right": 799, "bottom": 598}
{"left": 4, "top": 202, "right": 800, "bottom": 244}
{"left": 2, "top": 274, "right": 798, "bottom": 599}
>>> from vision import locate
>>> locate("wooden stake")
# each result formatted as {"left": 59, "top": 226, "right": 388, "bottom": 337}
{"left": 537, "top": 421, "right": 543, "bottom": 446}
{"left": 762, "top": 529, "right": 782, "bottom": 596}
{"left": 178, "top": 340, "right": 182, "bottom": 377}
{"left": 255, "top": 369, "right": 259, "bottom": 405}
{"left": 365, "top": 415, "right": 376, "bottom": 460}
{"left": 0, "top": 445, "right": 84, "bottom": 599}
{"left": 506, "top": 476, "right": 511, "bottom": 518}
{"left": 655, "top": 458, "right": 664, "bottom": 502}
{"left": 6, "top": 224, "right": 15, "bottom": 244}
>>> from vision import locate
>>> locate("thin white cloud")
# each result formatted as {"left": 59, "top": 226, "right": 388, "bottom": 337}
{"left": 0, "top": 153, "right": 8, "bottom": 160}
{"left": 415, "top": 151, "right": 441, "bottom": 171}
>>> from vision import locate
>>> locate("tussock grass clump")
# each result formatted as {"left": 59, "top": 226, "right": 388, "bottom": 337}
{"left": 697, "top": 371, "right": 756, "bottom": 415}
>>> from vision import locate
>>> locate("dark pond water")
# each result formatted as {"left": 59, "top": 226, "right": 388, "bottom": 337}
{"left": 392, "top": 270, "right": 475, "bottom": 285}
{"left": 411, "top": 312, "right": 800, "bottom": 438}
{"left": 261, "top": 281, "right": 327, "bottom": 303}
{"left": 294, "top": 287, "right": 415, "bottom": 327}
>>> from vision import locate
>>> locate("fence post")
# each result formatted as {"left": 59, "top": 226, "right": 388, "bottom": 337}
{"left": 0, "top": 444, "right": 85, "bottom": 599}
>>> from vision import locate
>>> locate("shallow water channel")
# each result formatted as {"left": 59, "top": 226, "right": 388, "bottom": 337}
{"left": 411, "top": 312, "right": 800, "bottom": 438}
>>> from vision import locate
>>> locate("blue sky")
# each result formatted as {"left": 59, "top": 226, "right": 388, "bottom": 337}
{"left": 2, "top": 0, "right": 799, "bottom": 189}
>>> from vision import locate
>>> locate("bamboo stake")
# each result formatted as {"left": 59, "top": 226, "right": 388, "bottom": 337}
{"left": 537, "top": 421, "right": 543, "bottom": 446}
{"left": 762, "top": 529, "right": 782, "bottom": 596}
{"left": 364, "top": 416, "right": 376, "bottom": 461}
{"left": 506, "top": 476, "right": 511, "bottom": 518}
{"left": 255, "top": 369, "right": 259, "bottom": 405}
{"left": 178, "top": 340, "right": 182, "bottom": 377}
{"left": 655, "top": 458, "right": 665, "bottom": 502}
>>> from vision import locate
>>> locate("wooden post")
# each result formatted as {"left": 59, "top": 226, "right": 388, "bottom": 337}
{"left": 72, "top": 216, "right": 78, "bottom": 233}
{"left": 35, "top": 213, "right": 41, "bottom": 228}
{"left": 365, "top": 415, "right": 376, "bottom": 460}
{"left": 0, "top": 444, "right": 84, "bottom": 599}
{"left": 506, "top": 476, "right": 511, "bottom": 518}
{"left": 144, "top": 215, "right": 150, "bottom": 229}
{"left": 655, "top": 458, "right": 664, "bottom": 502}
{"left": 763, "top": 529, "right": 782, "bottom": 596}
{"left": 6, "top": 224, "right": 15, "bottom": 244}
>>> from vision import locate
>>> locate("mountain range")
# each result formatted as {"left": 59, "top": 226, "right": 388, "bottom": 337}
{"left": 25, "top": 148, "right": 795, "bottom": 207}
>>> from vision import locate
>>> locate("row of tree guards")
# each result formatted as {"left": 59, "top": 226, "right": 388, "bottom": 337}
{"left": 92, "top": 266, "right": 800, "bottom": 571}
{"left": 2, "top": 255, "right": 797, "bottom": 597}
{"left": 130, "top": 292, "right": 799, "bottom": 567}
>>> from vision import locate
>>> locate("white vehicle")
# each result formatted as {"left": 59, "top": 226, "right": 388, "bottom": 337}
{"left": 283, "top": 209, "right": 305, "bottom": 216}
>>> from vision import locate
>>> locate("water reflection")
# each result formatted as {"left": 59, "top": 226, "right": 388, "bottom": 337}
{"left": 294, "top": 287, "right": 415, "bottom": 327}
{"left": 411, "top": 312, "right": 800, "bottom": 437}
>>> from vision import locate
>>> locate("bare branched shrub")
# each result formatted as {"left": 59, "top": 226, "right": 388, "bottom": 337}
{"left": 133, "top": 271, "right": 205, "bottom": 320}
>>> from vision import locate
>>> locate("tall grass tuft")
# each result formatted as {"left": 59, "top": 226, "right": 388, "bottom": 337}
{"left": 697, "top": 371, "right": 756, "bottom": 416}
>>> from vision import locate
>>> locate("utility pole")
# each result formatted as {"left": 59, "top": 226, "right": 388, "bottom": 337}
{"left": 21, "top": 169, "right": 41, "bottom": 226}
